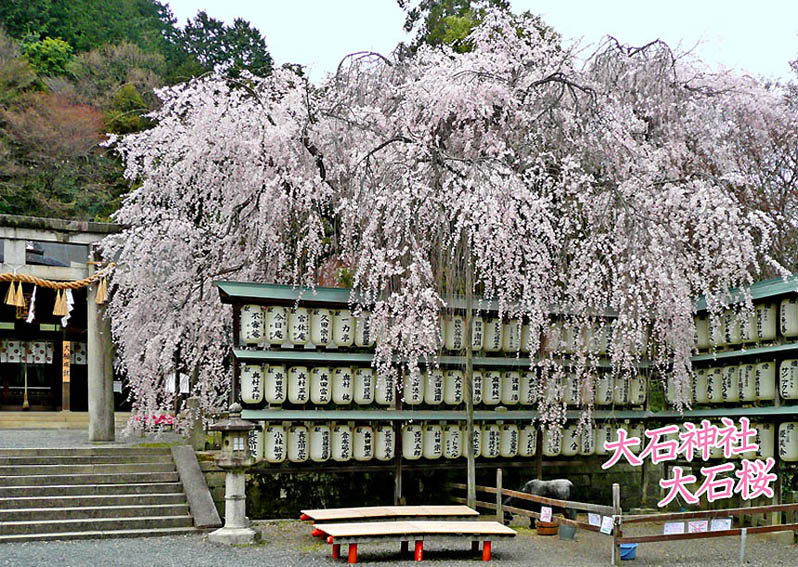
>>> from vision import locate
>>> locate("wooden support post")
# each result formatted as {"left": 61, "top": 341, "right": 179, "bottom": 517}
{"left": 535, "top": 425, "right": 543, "bottom": 480}
{"left": 496, "top": 467, "right": 504, "bottom": 524}
{"left": 394, "top": 386, "right": 403, "bottom": 506}
{"left": 739, "top": 527, "right": 747, "bottom": 566}
{"left": 348, "top": 543, "right": 358, "bottom": 565}
{"left": 464, "top": 247, "right": 476, "bottom": 510}
{"left": 414, "top": 540, "right": 423, "bottom": 562}
{"left": 231, "top": 304, "right": 241, "bottom": 406}
{"left": 771, "top": 453, "right": 782, "bottom": 526}
{"left": 482, "top": 540, "right": 492, "bottom": 562}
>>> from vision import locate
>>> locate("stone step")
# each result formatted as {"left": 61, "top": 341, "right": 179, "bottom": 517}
{"left": 0, "top": 471, "right": 180, "bottom": 487}
{"left": 0, "top": 455, "right": 174, "bottom": 466}
{"left": 0, "top": 447, "right": 171, "bottom": 458}
{"left": 0, "top": 493, "right": 186, "bottom": 509}
{"left": 0, "top": 515, "right": 193, "bottom": 536}
{"left": 0, "top": 526, "right": 199, "bottom": 543}
{"left": 0, "top": 482, "right": 183, "bottom": 498}
{"left": 0, "top": 462, "right": 175, "bottom": 476}
{"left": 0, "top": 503, "right": 190, "bottom": 522}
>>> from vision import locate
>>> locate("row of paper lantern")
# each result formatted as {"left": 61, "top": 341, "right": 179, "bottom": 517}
{"left": 668, "top": 360, "right": 798, "bottom": 404}
{"left": 239, "top": 304, "right": 624, "bottom": 355}
{"left": 694, "top": 298, "right": 798, "bottom": 350}
{"left": 240, "top": 363, "right": 648, "bottom": 407}
{"left": 248, "top": 420, "right": 798, "bottom": 463}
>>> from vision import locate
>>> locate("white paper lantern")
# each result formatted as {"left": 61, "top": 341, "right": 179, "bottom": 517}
{"left": 375, "top": 372, "right": 395, "bottom": 406}
{"left": 332, "top": 309, "right": 354, "bottom": 347}
{"left": 563, "top": 373, "right": 580, "bottom": 406}
{"left": 309, "top": 424, "right": 331, "bottom": 462}
{"left": 721, "top": 365, "right": 740, "bottom": 403}
{"left": 353, "top": 367, "right": 375, "bottom": 405}
{"left": 595, "top": 373, "right": 613, "bottom": 405}
{"left": 445, "top": 315, "right": 465, "bottom": 351}
{"left": 709, "top": 317, "right": 725, "bottom": 347}
{"left": 265, "top": 364, "right": 287, "bottom": 404}
{"left": 443, "top": 370, "right": 463, "bottom": 405}
{"left": 403, "top": 371, "right": 424, "bottom": 406}
{"left": 723, "top": 309, "right": 741, "bottom": 346}
{"left": 749, "top": 423, "right": 775, "bottom": 459}
{"left": 472, "top": 316, "right": 485, "bottom": 350}
{"left": 694, "top": 315, "right": 709, "bottom": 350}
{"left": 519, "top": 424, "right": 537, "bottom": 457}
{"left": 467, "top": 423, "right": 482, "bottom": 457}
{"left": 482, "top": 371, "right": 502, "bottom": 405}
{"left": 520, "top": 322, "right": 533, "bottom": 353}
{"left": 287, "top": 424, "right": 308, "bottom": 462}
{"left": 287, "top": 366, "right": 309, "bottom": 404}
{"left": 738, "top": 363, "right": 756, "bottom": 402}
{"left": 615, "top": 375, "right": 631, "bottom": 405}
{"left": 579, "top": 427, "right": 595, "bottom": 456}
{"left": 781, "top": 298, "right": 798, "bottom": 338}
{"left": 443, "top": 424, "right": 463, "bottom": 459}
{"left": 484, "top": 318, "right": 503, "bottom": 352}
{"left": 502, "top": 320, "right": 522, "bottom": 352}
{"left": 332, "top": 367, "right": 354, "bottom": 405}
{"left": 353, "top": 425, "right": 374, "bottom": 461}
{"left": 693, "top": 368, "right": 708, "bottom": 404}
{"left": 756, "top": 303, "right": 778, "bottom": 341}
{"left": 778, "top": 422, "right": 798, "bottom": 462}
{"left": 422, "top": 424, "right": 443, "bottom": 460}
{"left": 519, "top": 371, "right": 537, "bottom": 405}
{"left": 543, "top": 428, "right": 562, "bottom": 457}
{"left": 248, "top": 426, "right": 263, "bottom": 461}
{"left": 501, "top": 371, "right": 521, "bottom": 405}
{"left": 561, "top": 326, "right": 578, "bottom": 354}
{"left": 331, "top": 423, "right": 352, "bottom": 462}
{"left": 264, "top": 423, "right": 287, "bottom": 463}
{"left": 481, "top": 423, "right": 501, "bottom": 458}
{"left": 740, "top": 310, "right": 757, "bottom": 344}
{"left": 630, "top": 374, "right": 647, "bottom": 405}
{"left": 590, "top": 321, "right": 612, "bottom": 354}
{"left": 666, "top": 375, "right": 692, "bottom": 405}
{"left": 240, "top": 364, "right": 264, "bottom": 405}
{"left": 265, "top": 306, "right": 288, "bottom": 345}
{"left": 309, "top": 366, "right": 331, "bottom": 405}
{"left": 354, "top": 311, "right": 375, "bottom": 348}
{"left": 240, "top": 304, "right": 265, "bottom": 345}
{"left": 424, "top": 369, "right": 444, "bottom": 405}
{"left": 780, "top": 359, "right": 798, "bottom": 399}
{"left": 375, "top": 425, "right": 395, "bottom": 461}
{"left": 706, "top": 367, "right": 724, "bottom": 403}
{"left": 500, "top": 424, "right": 519, "bottom": 458}
{"left": 402, "top": 424, "right": 423, "bottom": 460}
{"left": 595, "top": 423, "right": 615, "bottom": 456}
{"left": 626, "top": 423, "right": 646, "bottom": 454}
{"left": 755, "top": 361, "right": 777, "bottom": 401}
{"left": 289, "top": 307, "right": 310, "bottom": 346}
{"left": 472, "top": 370, "right": 483, "bottom": 404}
{"left": 310, "top": 308, "right": 332, "bottom": 346}
{"left": 562, "top": 425, "right": 580, "bottom": 457}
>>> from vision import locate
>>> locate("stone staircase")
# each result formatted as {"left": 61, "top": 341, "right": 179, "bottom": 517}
{"left": 0, "top": 447, "right": 199, "bottom": 542}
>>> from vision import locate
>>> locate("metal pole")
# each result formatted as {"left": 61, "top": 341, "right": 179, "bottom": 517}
{"left": 612, "top": 483, "right": 621, "bottom": 567}
{"left": 496, "top": 468, "right": 503, "bottom": 524}
{"left": 739, "top": 527, "right": 747, "bottom": 565}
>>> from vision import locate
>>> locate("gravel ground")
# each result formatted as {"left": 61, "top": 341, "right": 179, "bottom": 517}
{"left": 1, "top": 520, "right": 795, "bottom": 567}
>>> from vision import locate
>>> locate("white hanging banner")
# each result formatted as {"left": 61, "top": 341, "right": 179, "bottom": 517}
{"left": 25, "top": 286, "right": 37, "bottom": 324}
{"left": 61, "top": 289, "right": 74, "bottom": 327}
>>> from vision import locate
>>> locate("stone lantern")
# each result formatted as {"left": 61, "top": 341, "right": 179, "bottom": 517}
{"left": 208, "top": 403, "right": 257, "bottom": 544}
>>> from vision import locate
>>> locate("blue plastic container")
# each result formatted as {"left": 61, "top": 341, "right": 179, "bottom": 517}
{"left": 620, "top": 543, "right": 638, "bottom": 560}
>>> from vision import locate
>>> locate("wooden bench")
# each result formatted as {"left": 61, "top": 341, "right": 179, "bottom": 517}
{"left": 317, "top": 520, "right": 516, "bottom": 564}
{"left": 300, "top": 505, "right": 479, "bottom": 536}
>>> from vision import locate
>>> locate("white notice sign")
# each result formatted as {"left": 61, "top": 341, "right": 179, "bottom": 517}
{"left": 688, "top": 520, "right": 708, "bottom": 533}
{"left": 540, "top": 506, "right": 553, "bottom": 523}
{"left": 588, "top": 513, "right": 601, "bottom": 527}
{"left": 664, "top": 522, "right": 685, "bottom": 535}
{"left": 600, "top": 516, "right": 614, "bottom": 535}
{"left": 710, "top": 518, "right": 732, "bottom": 532}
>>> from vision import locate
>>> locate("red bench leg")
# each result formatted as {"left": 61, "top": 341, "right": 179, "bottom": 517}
{"left": 415, "top": 540, "right": 423, "bottom": 562}
{"left": 348, "top": 544, "right": 358, "bottom": 565}
{"left": 472, "top": 541, "right": 480, "bottom": 553}
{"left": 401, "top": 541, "right": 409, "bottom": 554}
{"left": 332, "top": 543, "right": 340, "bottom": 559}
{"left": 482, "top": 541, "right": 491, "bottom": 562}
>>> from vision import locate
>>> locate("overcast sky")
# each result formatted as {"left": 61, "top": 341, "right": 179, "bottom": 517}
{"left": 166, "top": 0, "right": 798, "bottom": 84}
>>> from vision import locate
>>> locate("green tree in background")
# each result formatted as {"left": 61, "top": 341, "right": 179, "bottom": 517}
{"left": 181, "top": 11, "right": 273, "bottom": 77}
{"left": 22, "top": 36, "right": 72, "bottom": 75}
{"left": 397, "top": 0, "right": 510, "bottom": 51}
{"left": 105, "top": 84, "right": 151, "bottom": 134}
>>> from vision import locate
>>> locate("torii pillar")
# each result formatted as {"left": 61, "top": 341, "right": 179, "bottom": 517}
{"left": 87, "top": 253, "right": 114, "bottom": 442}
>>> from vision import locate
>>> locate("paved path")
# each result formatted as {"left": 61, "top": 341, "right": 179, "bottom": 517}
{"left": 0, "top": 427, "right": 184, "bottom": 449}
